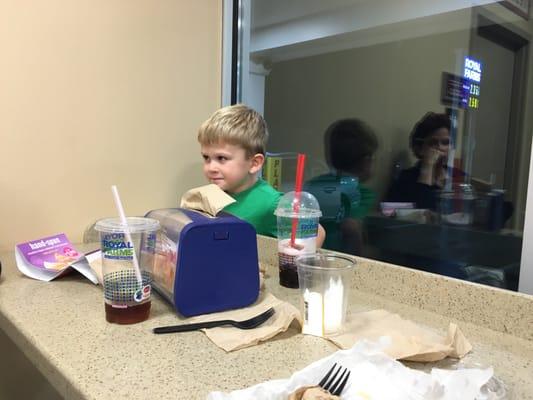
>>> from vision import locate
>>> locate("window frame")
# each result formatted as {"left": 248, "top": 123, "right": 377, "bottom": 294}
{"left": 222, "top": 0, "right": 533, "bottom": 294}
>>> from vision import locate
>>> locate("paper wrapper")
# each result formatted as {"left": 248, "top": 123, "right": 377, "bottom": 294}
{"left": 180, "top": 184, "right": 236, "bottom": 216}
{"left": 327, "top": 309, "right": 472, "bottom": 362}
{"left": 183, "top": 292, "right": 302, "bottom": 352}
{"left": 85, "top": 251, "right": 103, "bottom": 284}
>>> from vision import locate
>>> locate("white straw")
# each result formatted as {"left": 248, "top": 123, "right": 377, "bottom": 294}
{"left": 111, "top": 185, "right": 143, "bottom": 286}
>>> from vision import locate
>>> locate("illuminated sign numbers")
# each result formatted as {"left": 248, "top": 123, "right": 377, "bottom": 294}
{"left": 468, "top": 83, "right": 480, "bottom": 109}
{"left": 469, "top": 83, "right": 480, "bottom": 96}
{"left": 464, "top": 57, "right": 482, "bottom": 110}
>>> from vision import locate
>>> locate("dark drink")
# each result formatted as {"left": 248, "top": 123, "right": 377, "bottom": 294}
{"left": 278, "top": 252, "right": 299, "bottom": 288}
{"left": 103, "top": 270, "right": 152, "bottom": 324}
{"left": 105, "top": 301, "right": 151, "bottom": 324}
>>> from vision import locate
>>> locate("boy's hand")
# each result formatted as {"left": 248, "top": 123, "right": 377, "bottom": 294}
{"left": 316, "top": 224, "right": 326, "bottom": 248}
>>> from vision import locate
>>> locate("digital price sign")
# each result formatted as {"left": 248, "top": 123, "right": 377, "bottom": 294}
{"left": 463, "top": 56, "right": 482, "bottom": 109}
{"left": 441, "top": 57, "right": 482, "bottom": 110}
{"left": 441, "top": 73, "right": 470, "bottom": 109}
{"left": 464, "top": 57, "right": 482, "bottom": 82}
{"left": 467, "top": 82, "right": 480, "bottom": 109}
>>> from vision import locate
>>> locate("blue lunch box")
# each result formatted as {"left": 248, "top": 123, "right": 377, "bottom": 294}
{"left": 144, "top": 208, "right": 260, "bottom": 317}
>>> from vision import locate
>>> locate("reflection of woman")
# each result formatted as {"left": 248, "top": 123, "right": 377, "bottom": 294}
{"left": 386, "top": 112, "right": 464, "bottom": 209}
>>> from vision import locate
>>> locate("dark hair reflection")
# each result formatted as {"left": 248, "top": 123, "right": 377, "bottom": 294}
{"left": 325, "top": 118, "right": 378, "bottom": 179}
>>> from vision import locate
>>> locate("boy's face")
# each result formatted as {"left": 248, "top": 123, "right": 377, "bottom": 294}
{"left": 201, "top": 142, "right": 264, "bottom": 194}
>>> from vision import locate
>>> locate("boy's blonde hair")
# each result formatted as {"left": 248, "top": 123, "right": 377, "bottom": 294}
{"left": 198, "top": 104, "right": 268, "bottom": 157}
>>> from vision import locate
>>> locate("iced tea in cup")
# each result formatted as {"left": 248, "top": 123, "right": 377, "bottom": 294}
{"left": 95, "top": 217, "right": 159, "bottom": 324}
{"left": 274, "top": 191, "right": 322, "bottom": 288}
{"left": 296, "top": 253, "right": 355, "bottom": 337}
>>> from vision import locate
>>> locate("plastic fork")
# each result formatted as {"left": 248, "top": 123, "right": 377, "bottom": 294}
{"left": 318, "top": 363, "right": 351, "bottom": 396}
{"left": 152, "top": 307, "right": 275, "bottom": 334}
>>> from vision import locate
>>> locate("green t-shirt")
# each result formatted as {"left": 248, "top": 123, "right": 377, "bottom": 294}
{"left": 320, "top": 182, "right": 376, "bottom": 253}
{"left": 348, "top": 184, "right": 376, "bottom": 220}
{"left": 223, "top": 179, "right": 282, "bottom": 237}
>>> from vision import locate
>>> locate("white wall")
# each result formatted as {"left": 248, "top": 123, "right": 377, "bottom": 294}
{"left": 520, "top": 135, "right": 533, "bottom": 294}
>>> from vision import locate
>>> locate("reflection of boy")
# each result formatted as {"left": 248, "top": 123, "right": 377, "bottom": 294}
{"left": 314, "top": 119, "right": 378, "bottom": 254}
{"left": 197, "top": 104, "right": 325, "bottom": 245}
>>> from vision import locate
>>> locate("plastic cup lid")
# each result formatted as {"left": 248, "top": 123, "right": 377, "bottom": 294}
{"left": 95, "top": 217, "right": 160, "bottom": 234}
{"left": 274, "top": 191, "right": 322, "bottom": 218}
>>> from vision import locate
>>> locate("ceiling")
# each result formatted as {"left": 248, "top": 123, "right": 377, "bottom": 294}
{"left": 249, "top": 0, "right": 504, "bottom": 63}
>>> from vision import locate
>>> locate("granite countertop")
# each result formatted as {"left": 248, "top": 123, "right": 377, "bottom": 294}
{"left": 1, "top": 240, "right": 533, "bottom": 399}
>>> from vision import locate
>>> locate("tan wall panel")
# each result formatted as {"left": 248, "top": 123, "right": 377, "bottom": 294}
{"left": 0, "top": 1, "right": 222, "bottom": 250}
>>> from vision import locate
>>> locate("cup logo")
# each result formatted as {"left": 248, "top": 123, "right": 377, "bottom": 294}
{"left": 134, "top": 289, "right": 143, "bottom": 302}
{"left": 142, "top": 284, "right": 151, "bottom": 300}
{"left": 298, "top": 221, "right": 319, "bottom": 238}
{"left": 134, "top": 284, "right": 151, "bottom": 302}
{"left": 101, "top": 233, "right": 134, "bottom": 260}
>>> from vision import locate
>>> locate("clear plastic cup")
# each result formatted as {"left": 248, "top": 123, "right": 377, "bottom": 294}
{"left": 439, "top": 184, "right": 476, "bottom": 226}
{"left": 95, "top": 217, "right": 160, "bottom": 324}
{"left": 274, "top": 191, "right": 322, "bottom": 288}
{"left": 296, "top": 253, "right": 355, "bottom": 336}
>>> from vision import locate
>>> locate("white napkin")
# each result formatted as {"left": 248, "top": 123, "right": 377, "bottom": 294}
{"left": 207, "top": 338, "right": 496, "bottom": 400}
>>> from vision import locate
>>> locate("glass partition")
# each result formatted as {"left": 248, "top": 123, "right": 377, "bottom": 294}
{"left": 227, "top": 0, "right": 533, "bottom": 292}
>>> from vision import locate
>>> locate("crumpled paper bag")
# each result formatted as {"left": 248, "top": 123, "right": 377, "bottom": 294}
{"left": 180, "top": 184, "right": 236, "bottom": 216}
{"left": 207, "top": 338, "right": 494, "bottom": 400}
{"left": 179, "top": 292, "right": 302, "bottom": 352}
{"left": 327, "top": 309, "right": 472, "bottom": 362}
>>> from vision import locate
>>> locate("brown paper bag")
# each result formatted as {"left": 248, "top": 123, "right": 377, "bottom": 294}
{"left": 185, "top": 292, "right": 303, "bottom": 352}
{"left": 327, "top": 309, "right": 472, "bottom": 362}
{"left": 180, "top": 184, "right": 236, "bottom": 216}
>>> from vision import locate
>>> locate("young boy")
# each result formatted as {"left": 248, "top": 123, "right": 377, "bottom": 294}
{"left": 197, "top": 104, "right": 325, "bottom": 245}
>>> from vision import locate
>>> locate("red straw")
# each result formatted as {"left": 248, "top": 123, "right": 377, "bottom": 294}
{"left": 290, "top": 153, "right": 306, "bottom": 247}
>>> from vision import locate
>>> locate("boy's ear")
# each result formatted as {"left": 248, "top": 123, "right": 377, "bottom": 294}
{"left": 249, "top": 153, "right": 265, "bottom": 174}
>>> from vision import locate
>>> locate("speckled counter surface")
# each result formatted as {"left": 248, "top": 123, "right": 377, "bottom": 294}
{"left": 1, "top": 241, "right": 533, "bottom": 399}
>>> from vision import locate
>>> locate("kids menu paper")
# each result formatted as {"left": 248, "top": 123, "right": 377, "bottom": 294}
{"left": 15, "top": 234, "right": 99, "bottom": 284}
